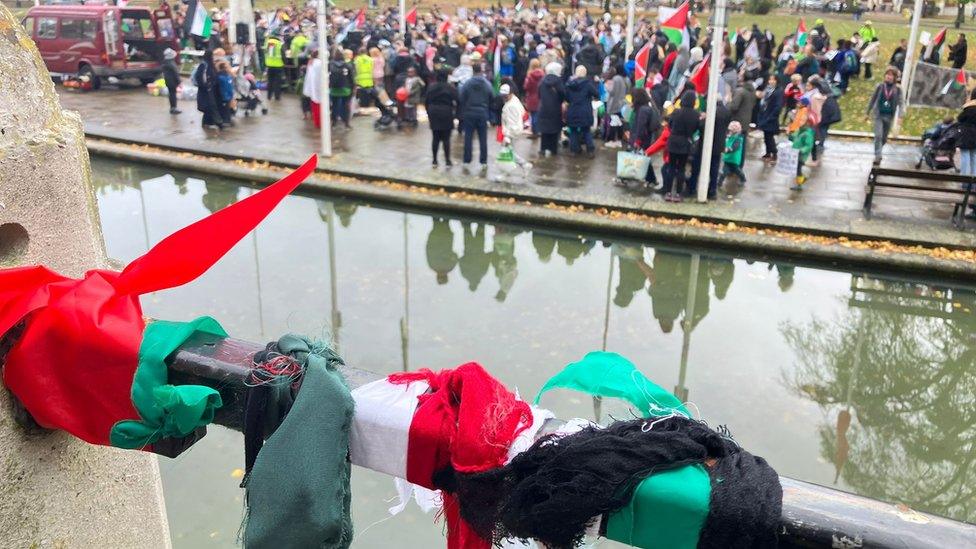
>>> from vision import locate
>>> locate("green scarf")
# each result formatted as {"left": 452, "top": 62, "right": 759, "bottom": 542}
{"left": 243, "top": 335, "right": 355, "bottom": 549}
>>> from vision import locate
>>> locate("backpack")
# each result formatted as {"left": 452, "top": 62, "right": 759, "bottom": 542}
{"left": 841, "top": 50, "right": 858, "bottom": 75}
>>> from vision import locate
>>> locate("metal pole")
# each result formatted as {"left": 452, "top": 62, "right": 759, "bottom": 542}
{"left": 696, "top": 0, "right": 725, "bottom": 203}
{"left": 400, "top": 213, "right": 410, "bottom": 372}
{"left": 317, "top": 0, "right": 333, "bottom": 157}
{"left": 325, "top": 202, "right": 341, "bottom": 350}
{"left": 625, "top": 0, "right": 636, "bottom": 58}
{"left": 898, "top": 0, "right": 925, "bottom": 129}
{"left": 675, "top": 253, "right": 699, "bottom": 402}
{"left": 400, "top": 0, "right": 407, "bottom": 40}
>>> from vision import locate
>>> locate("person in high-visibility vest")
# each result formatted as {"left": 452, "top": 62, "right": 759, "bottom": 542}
{"left": 353, "top": 47, "right": 375, "bottom": 112}
{"left": 264, "top": 32, "right": 285, "bottom": 101}
{"left": 288, "top": 32, "right": 310, "bottom": 93}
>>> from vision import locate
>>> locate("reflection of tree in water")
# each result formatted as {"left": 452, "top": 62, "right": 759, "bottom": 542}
{"left": 782, "top": 282, "right": 976, "bottom": 523}
{"left": 459, "top": 223, "right": 490, "bottom": 291}
{"left": 426, "top": 218, "right": 458, "bottom": 285}
{"left": 201, "top": 181, "right": 239, "bottom": 214}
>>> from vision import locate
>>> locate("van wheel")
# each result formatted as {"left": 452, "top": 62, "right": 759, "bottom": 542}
{"left": 79, "top": 65, "right": 101, "bottom": 90}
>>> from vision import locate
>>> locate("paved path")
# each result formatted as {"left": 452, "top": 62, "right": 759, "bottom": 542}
{"left": 59, "top": 86, "right": 976, "bottom": 248}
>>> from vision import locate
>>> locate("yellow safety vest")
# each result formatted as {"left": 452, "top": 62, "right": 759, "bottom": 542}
{"left": 265, "top": 38, "right": 284, "bottom": 68}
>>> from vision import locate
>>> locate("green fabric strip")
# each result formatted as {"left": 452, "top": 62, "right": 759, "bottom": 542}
{"left": 606, "top": 464, "right": 711, "bottom": 549}
{"left": 533, "top": 351, "right": 691, "bottom": 418}
{"left": 535, "top": 351, "right": 709, "bottom": 549}
{"left": 110, "top": 317, "right": 227, "bottom": 449}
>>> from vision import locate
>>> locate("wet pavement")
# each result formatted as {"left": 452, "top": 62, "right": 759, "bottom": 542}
{"left": 59, "top": 86, "right": 976, "bottom": 248}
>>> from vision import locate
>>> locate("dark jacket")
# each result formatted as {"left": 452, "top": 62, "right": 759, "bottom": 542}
{"left": 162, "top": 59, "right": 181, "bottom": 89}
{"left": 667, "top": 91, "right": 702, "bottom": 155}
{"left": 564, "top": 77, "right": 599, "bottom": 128}
{"left": 576, "top": 43, "right": 604, "bottom": 79}
{"left": 950, "top": 41, "right": 968, "bottom": 70}
{"left": 459, "top": 75, "right": 493, "bottom": 120}
{"left": 756, "top": 86, "right": 783, "bottom": 133}
{"left": 425, "top": 82, "right": 459, "bottom": 131}
{"left": 192, "top": 61, "right": 217, "bottom": 111}
{"left": 820, "top": 94, "right": 842, "bottom": 126}
{"left": 631, "top": 104, "right": 661, "bottom": 148}
{"left": 956, "top": 102, "right": 976, "bottom": 150}
{"left": 704, "top": 102, "right": 733, "bottom": 159}
{"left": 729, "top": 81, "right": 757, "bottom": 130}
{"left": 537, "top": 73, "right": 566, "bottom": 134}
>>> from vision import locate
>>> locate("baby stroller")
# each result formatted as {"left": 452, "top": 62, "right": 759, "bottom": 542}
{"left": 236, "top": 73, "right": 268, "bottom": 117}
{"left": 916, "top": 122, "right": 959, "bottom": 171}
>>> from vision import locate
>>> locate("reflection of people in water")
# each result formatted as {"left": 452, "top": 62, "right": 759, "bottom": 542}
{"left": 201, "top": 181, "right": 239, "bottom": 213}
{"left": 555, "top": 236, "right": 596, "bottom": 265}
{"left": 707, "top": 257, "right": 735, "bottom": 300}
{"left": 333, "top": 202, "right": 359, "bottom": 227}
{"left": 491, "top": 226, "right": 519, "bottom": 302}
{"left": 532, "top": 232, "right": 556, "bottom": 263}
{"left": 175, "top": 179, "right": 189, "bottom": 195}
{"left": 770, "top": 263, "right": 796, "bottom": 293}
{"left": 612, "top": 244, "right": 648, "bottom": 308}
{"left": 644, "top": 251, "right": 712, "bottom": 334}
{"left": 459, "top": 223, "right": 491, "bottom": 291}
{"left": 426, "top": 218, "right": 458, "bottom": 285}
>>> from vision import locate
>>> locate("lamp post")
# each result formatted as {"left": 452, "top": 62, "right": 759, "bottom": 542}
{"left": 317, "top": 0, "right": 333, "bottom": 157}
{"left": 696, "top": 0, "right": 726, "bottom": 203}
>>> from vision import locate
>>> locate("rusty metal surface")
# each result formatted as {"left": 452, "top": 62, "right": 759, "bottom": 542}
{"left": 168, "top": 334, "right": 976, "bottom": 548}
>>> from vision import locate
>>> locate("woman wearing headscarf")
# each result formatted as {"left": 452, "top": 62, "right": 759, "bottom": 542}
{"left": 756, "top": 74, "right": 784, "bottom": 163}
{"left": 667, "top": 45, "right": 690, "bottom": 101}
{"left": 604, "top": 65, "right": 630, "bottom": 147}
{"left": 537, "top": 61, "right": 566, "bottom": 157}
{"left": 523, "top": 58, "right": 545, "bottom": 138}
{"left": 664, "top": 90, "right": 701, "bottom": 202}
{"left": 629, "top": 88, "right": 661, "bottom": 187}
{"left": 565, "top": 65, "right": 600, "bottom": 156}
{"left": 425, "top": 70, "right": 460, "bottom": 167}
{"left": 192, "top": 49, "right": 224, "bottom": 130}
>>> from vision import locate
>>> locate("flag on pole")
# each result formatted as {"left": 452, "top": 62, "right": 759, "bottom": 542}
{"left": 353, "top": 7, "right": 366, "bottom": 29}
{"left": 689, "top": 54, "right": 709, "bottom": 94}
{"left": 796, "top": 19, "right": 807, "bottom": 48}
{"left": 437, "top": 18, "right": 452, "bottom": 36}
{"left": 634, "top": 42, "right": 651, "bottom": 88}
{"left": 492, "top": 35, "right": 503, "bottom": 92}
{"left": 405, "top": 6, "right": 418, "bottom": 25}
{"left": 658, "top": 1, "right": 690, "bottom": 48}
{"left": 941, "top": 68, "right": 967, "bottom": 95}
{"left": 185, "top": 0, "right": 213, "bottom": 39}
{"left": 515, "top": 0, "right": 524, "bottom": 11}
{"left": 728, "top": 29, "right": 737, "bottom": 46}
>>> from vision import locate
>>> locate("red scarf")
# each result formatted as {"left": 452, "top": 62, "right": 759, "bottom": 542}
{"left": 0, "top": 156, "right": 317, "bottom": 447}
{"left": 390, "top": 363, "right": 532, "bottom": 549}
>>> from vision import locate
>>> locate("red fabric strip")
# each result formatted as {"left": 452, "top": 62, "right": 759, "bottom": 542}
{"left": 391, "top": 363, "right": 532, "bottom": 549}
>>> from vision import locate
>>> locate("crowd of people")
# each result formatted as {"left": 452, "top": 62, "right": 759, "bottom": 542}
{"left": 167, "top": 2, "right": 973, "bottom": 197}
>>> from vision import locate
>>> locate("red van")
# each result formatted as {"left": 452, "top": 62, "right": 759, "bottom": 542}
{"left": 23, "top": 5, "right": 180, "bottom": 89}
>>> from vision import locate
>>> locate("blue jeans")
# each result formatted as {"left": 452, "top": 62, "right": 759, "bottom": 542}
{"left": 463, "top": 115, "right": 488, "bottom": 164}
{"left": 331, "top": 95, "right": 349, "bottom": 124}
{"left": 959, "top": 149, "right": 976, "bottom": 177}
{"left": 568, "top": 126, "right": 594, "bottom": 153}
{"left": 530, "top": 111, "right": 539, "bottom": 135}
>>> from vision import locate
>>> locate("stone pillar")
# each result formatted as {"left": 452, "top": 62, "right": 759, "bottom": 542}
{"left": 0, "top": 6, "right": 171, "bottom": 548}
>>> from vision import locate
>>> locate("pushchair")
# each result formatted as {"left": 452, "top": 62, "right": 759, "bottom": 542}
{"left": 236, "top": 73, "right": 268, "bottom": 117}
{"left": 915, "top": 121, "right": 959, "bottom": 172}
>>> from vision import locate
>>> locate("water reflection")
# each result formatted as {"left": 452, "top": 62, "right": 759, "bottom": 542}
{"left": 783, "top": 275, "right": 976, "bottom": 523}
{"left": 89, "top": 160, "right": 976, "bottom": 546}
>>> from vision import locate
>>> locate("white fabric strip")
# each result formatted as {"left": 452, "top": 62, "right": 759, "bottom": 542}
{"left": 349, "top": 378, "right": 429, "bottom": 479}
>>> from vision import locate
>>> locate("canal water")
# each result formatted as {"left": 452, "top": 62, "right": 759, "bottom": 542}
{"left": 90, "top": 158, "right": 976, "bottom": 547}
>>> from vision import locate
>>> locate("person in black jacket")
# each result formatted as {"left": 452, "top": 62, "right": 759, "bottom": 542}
{"left": 565, "top": 65, "right": 600, "bottom": 155}
{"left": 576, "top": 37, "right": 605, "bottom": 81}
{"left": 689, "top": 100, "right": 731, "bottom": 200}
{"left": 426, "top": 70, "right": 459, "bottom": 167}
{"left": 950, "top": 34, "right": 968, "bottom": 70}
{"left": 192, "top": 49, "right": 223, "bottom": 130}
{"left": 664, "top": 90, "right": 702, "bottom": 202}
{"left": 956, "top": 89, "right": 976, "bottom": 177}
{"left": 459, "top": 63, "right": 494, "bottom": 167}
{"left": 537, "top": 62, "right": 566, "bottom": 157}
{"left": 162, "top": 48, "right": 181, "bottom": 115}
{"left": 630, "top": 88, "right": 661, "bottom": 187}
{"left": 756, "top": 74, "right": 784, "bottom": 161}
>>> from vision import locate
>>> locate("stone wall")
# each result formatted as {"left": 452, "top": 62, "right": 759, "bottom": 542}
{"left": 0, "top": 5, "right": 171, "bottom": 547}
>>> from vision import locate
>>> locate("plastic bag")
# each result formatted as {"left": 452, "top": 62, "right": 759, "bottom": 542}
{"left": 616, "top": 151, "right": 650, "bottom": 180}
{"left": 775, "top": 142, "right": 799, "bottom": 177}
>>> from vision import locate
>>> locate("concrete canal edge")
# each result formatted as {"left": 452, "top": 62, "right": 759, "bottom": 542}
{"left": 86, "top": 139, "right": 976, "bottom": 281}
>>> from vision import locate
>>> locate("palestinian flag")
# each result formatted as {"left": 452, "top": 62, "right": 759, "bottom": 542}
{"left": 185, "top": 0, "right": 212, "bottom": 39}
{"left": 492, "top": 36, "right": 503, "bottom": 92}
{"left": 515, "top": 0, "right": 524, "bottom": 11}
{"left": 353, "top": 7, "right": 366, "bottom": 29}
{"left": 941, "top": 68, "right": 967, "bottom": 95}
{"left": 658, "top": 1, "right": 690, "bottom": 48}
{"left": 405, "top": 6, "right": 418, "bottom": 26}
{"left": 689, "top": 54, "right": 709, "bottom": 94}
{"left": 925, "top": 27, "right": 947, "bottom": 61}
{"left": 437, "top": 18, "right": 452, "bottom": 36}
{"left": 0, "top": 157, "right": 317, "bottom": 451}
{"left": 634, "top": 42, "right": 652, "bottom": 88}
{"left": 728, "top": 29, "right": 737, "bottom": 46}
{"left": 796, "top": 19, "right": 807, "bottom": 48}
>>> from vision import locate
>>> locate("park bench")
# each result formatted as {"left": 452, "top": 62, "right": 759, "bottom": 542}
{"left": 864, "top": 167, "right": 974, "bottom": 228}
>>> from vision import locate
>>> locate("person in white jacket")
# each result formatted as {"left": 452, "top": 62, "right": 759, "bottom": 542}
{"left": 860, "top": 38, "right": 880, "bottom": 80}
{"left": 302, "top": 50, "right": 323, "bottom": 128}
{"left": 499, "top": 83, "right": 532, "bottom": 173}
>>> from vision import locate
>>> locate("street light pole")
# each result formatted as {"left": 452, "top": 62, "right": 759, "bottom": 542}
{"left": 696, "top": 0, "right": 726, "bottom": 203}
{"left": 625, "top": 0, "right": 636, "bottom": 58}
{"left": 317, "top": 0, "right": 333, "bottom": 157}
{"left": 899, "top": 0, "right": 925, "bottom": 124}
{"left": 400, "top": 0, "right": 407, "bottom": 40}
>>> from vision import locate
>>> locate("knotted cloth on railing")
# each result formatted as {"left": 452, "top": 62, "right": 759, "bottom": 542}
{"left": 0, "top": 156, "right": 317, "bottom": 450}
